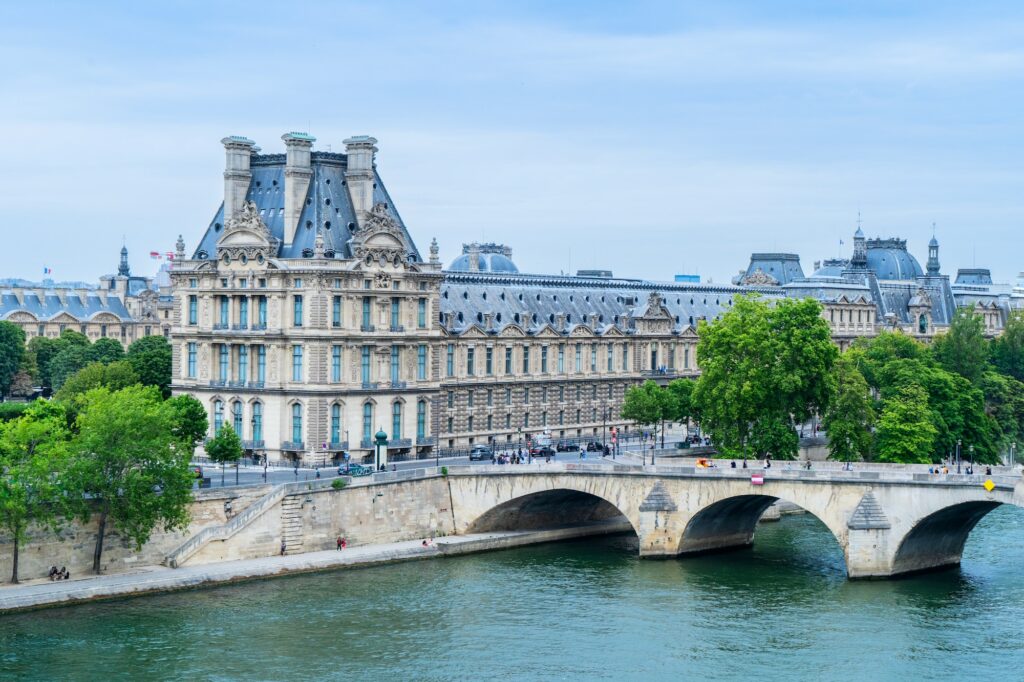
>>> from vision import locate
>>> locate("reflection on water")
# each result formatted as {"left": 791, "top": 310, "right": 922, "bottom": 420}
{"left": 2, "top": 507, "right": 1022, "bottom": 681}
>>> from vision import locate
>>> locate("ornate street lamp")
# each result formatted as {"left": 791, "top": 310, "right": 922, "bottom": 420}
{"left": 956, "top": 439, "right": 962, "bottom": 474}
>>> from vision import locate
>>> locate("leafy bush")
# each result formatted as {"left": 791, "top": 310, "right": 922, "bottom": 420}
{"left": 331, "top": 479, "right": 347, "bottom": 490}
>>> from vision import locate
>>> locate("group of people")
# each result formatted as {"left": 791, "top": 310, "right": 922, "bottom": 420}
{"left": 336, "top": 536, "right": 348, "bottom": 550}
{"left": 47, "top": 566, "right": 70, "bottom": 581}
{"left": 929, "top": 464, "right": 992, "bottom": 476}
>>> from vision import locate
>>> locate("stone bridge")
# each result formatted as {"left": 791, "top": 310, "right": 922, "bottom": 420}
{"left": 444, "top": 463, "right": 1024, "bottom": 578}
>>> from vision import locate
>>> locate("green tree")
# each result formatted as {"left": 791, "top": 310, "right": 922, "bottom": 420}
{"left": 693, "top": 296, "right": 837, "bottom": 459}
{"left": 69, "top": 385, "right": 194, "bottom": 574}
{"left": 931, "top": 307, "right": 989, "bottom": 385}
{"left": 87, "top": 337, "right": 125, "bottom": 364}
{"left": 992, "top": 310, "right": 1024, "bottom": 382}
{"left": 822, "top": 356, "right": 875, "bottom": 461}
{"left": 27, "top": 336, "right": 58, "bottom": 390}
{"left": 852, "top": 331, "right": 927, "bottom": 388}
{"left": 167, "top": 394, "right": 209, "bottom": 457}
{"left": 979, "top": 371, "right": 1024, "bottom": 456}
{"left": 0, "top": 321, "right": 26, "bottom": 399}
{"left": 875, "top": 383, "right": 937, "bottom": 463}
{"left": 55, "top": 360, "right": 140, "bottom": 406}
{"left": 0, "top": 400, "right": 72, "bottom": 582}
{"left": 205, "top": 423, "right": 243, "bottom": 486}
{"left": 127, "top": 335, "right": 172, "bottom": 397}
{"left": 49, "top": 345, "right": 91, "bottom": 392}
{"left": 665, "top": 378, "right": 696, "bottom": 427}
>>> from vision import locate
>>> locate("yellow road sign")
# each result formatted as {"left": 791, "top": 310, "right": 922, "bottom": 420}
{"left": 984, "top": 479, "right": 995, "bottom": 492}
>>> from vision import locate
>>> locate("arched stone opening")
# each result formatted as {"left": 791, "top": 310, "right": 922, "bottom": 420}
{"left": 679, "top": 495, "right": 842, "bottom": 556}
{"left": 891, "top": 501, "right": 1001, "bottom": 576}
{"left": 467, "top": 489, "right": 636, "bottom": 537}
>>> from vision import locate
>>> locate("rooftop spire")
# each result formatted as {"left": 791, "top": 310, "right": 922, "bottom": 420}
{"left": 118, "top": 244, "right": 130, "bottom": 277}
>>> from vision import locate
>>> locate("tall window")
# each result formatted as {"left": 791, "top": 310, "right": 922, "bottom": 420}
{"left": 575, "top": 343, "right": 582, "bottom": 372}
{"left": 391, "top": 346, "right": 400, "bottom": 383}
{"left": 467, "top": 347, "right": 475, "bottom": 375}
{"left": 390, "top": 297, "right": 400, "bottom": 329}
{"left": 332, "top": 345, "right": 342, "bottom": 382}
{"left": 218, "top": 344, "right": 228, "bottom": 381}
{"left": 213, "top": 400, "right": 224, "bottom": 433}
{"left": 257, "top": 297, "right": 267, "bottom": 327}
{"left": 485, "top": 347, "right": 493, "bottom": 375}
{"left": 524, "top": 412, "right": 530, "bottom": 428}
{"left": 541, "top": 347, "right": 548, "bottom": 373}
{"left": 487, "top": 389, "right": 493, "bottom": 406}
{"left": 417, "top": 344, "right": 427, "bottom": 380}
{"left": 417, "top": 400, "right": 426, "bottom": 439}
{"left": 607, "top": 343, "right": 613, "bottom": 371}
{"left": 332, "top": 296, "right": 342, "bottom": 327}
{"left": 188, "top": 295, "right": 197, "bottom": 325}
{"left": 291, "top": 403, "right": 302, "bottom": 443}
{"left": 590, "top": 344, "right": 597, "bottom": 372}
{"left": 505, "top": 387, "right": 512, "bottom": 405}
{"left": 362, "top": 297, "right": 372, "bottom": 329}
{"left": 252, "top": 402, "right": 262, "bottom": 441}
{"left": 362, "top": 403, "right": 373, "bottom": 441}
{"left": 187, "top": 342, "right": 197, "bottom": 378}
{"left": 361, "top": 346, "right": 371, "bottom": 383}
{"left": 392, "top": 402, "right": 402, "bottom": 440}
{"left": 232, "top": 401, "right": 243, "bottom": 434}
{"left": 467, "top": 391, "right": 475, "bottom": 408}
{"left": 684, "top": 347, "right": 690, "bottom": 369}
{"left": 219, "top": 297, "right": 229, "bottom": 326}
{"left": 622, "top": 345, "right": 629, "bottom": 371}
{"left": 447, "top": 344, "right": 454, "bottom": 377}
{"left": 239, "top": 298, "right": 248, "bottom": 328}
{"left": 256, "top": 345, "right": 265, "bottom": 382}
{"left": 292, "top": 345, "right": 303, "bottom": 382}
{"left": 238, "top": 345, "right": 248, "bottom": 382}
{"left": 331, "top": 404, "right": 341, "bottom": 443}
{"left": 417, "top": 298, "right": 427, "bottom": 328}
{"left": 523, "top": 347, "right": 530, "bottom": 373}
{"left": 505, "top": 346, "right": 512, "bottom": 374}
{"left": 524, "top": 387, "right": 530, "bottom": 404}
{"left": 557, "top": 344, "right": 564, "bottom": 373}
{"left": 293, "top": 295, "right": 303, "bottom": 327}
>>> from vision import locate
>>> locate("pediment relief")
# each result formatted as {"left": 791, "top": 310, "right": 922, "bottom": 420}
{"left": 498, "top": 324, "right": 527, "bottom": 337}
{"left": 51, "top": 312, "right": 80, "bottom": 324}
{"left": 7, "top": 312, "right": 37, "bottom": 322}
{"left": 218, "top": 201, "right": 274, "bottom": 248}
{"left": 458, "top": 325, "right": 488, "bottom": 338}
{"left": 351, "top": 203, "right": 413, "bottom": 269}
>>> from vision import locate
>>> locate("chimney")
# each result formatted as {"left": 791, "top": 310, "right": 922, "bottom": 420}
{"left": 221, "top": 136, "right": 256, "bottom": 222}
{"left": 343, "top": 135, "right": 378, "bottom": 222}
{"left": 282, "top": 132, "right": 315, "bottom": 245}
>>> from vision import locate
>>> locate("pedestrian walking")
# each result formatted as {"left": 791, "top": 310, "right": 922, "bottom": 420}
{"left": 337, "top": 536, "right": 343, "bottom": 551}
{"left": 281, "top": 539, "right": 287, "bottom": 556}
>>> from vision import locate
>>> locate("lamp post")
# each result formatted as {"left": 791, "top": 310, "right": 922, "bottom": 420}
{"left": 1011, "top": 442, "right": 1018, "bottom": 469}
{"left": 969, "top": 445, "right": 974, "bottom": 469}
{"left": 956, "top": 439, "right": 962, "bottom": 474}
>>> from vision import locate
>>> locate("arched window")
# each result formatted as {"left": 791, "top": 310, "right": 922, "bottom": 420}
{"left": 363, "top": 403, "right": 374, "bottom": 441}
{"left": 417, "top": 400, "right": 427, "bottom": 440}
{"left": 291, "top": 403, "right": 302, "bottom": 444}
{"left": 331, "top": 404, "right": 342, "bottom": 444}
{"left": 213, "top": 400, "right": 224, "bottom": 434}
{"left": 392, "top": 402, "right": 402, "bottom": 440}
{"left": 232, "top": 401, "right": 243, "bottom": 435}
{"left": 252, "top": 402, "right": 263, "bottom": 442}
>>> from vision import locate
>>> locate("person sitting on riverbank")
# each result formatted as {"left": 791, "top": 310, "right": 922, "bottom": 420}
{"left": 48, "top": 566, "right": 59, "bottom": 581}
{"left": 59, "top": 567, "right": 69, "bottom": 580}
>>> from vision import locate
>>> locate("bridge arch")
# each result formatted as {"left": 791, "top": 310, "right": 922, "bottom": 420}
{"left": 678, "top": 493, "right": 845, "bottom": 557}
{"left": 890, "top": 500, "right": 1002, "bottom": 576}
{"left": 467, "top": 488, "right": 637, "bottom": 537}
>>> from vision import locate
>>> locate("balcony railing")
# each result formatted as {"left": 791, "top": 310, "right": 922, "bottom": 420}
{"left": 360, "top": 324, "right": 376, "bottom": 332}
{"left": 642, "top": 368, "right": 678, "bottom": 378}
{"left": 416, "top": 436, "right": 436, "bottom": 446}
{"left": 327, "top": 441, "right": 349, "bottom": 451}
{"left": 389, "top": 438, "right": 412, "bottom": 448}
{"left": 359, "top": 438, "right": 374, "bottom": 449}
{"left": 390, "top": 380, "right": 408, "bottom": 389}
{"left": 213, "top": 323, "right": 229, "bottom": 330}
{"left": 251, "top": 323, "right": 267, "bottom": 331}
{"left": 231, "top": 323, "right": 248, "bottom": 331}
{"left": 242, "top": 440, "right": 265, "bottom": 450}
{"left": 209, "top": 380, "right": 226, "bottom": 388}
{"left": 281, "top": 441, "right": 305, "bottom": 451}
{"left": 390, "top": 324, "right": 405, "bottom": 332}
{"left": 362, "top": 382, "right": 378, "bottom": 390}
{"left": 227, "top": 380, "right": 245, "bottom": 388}
{"left": 248, "top": 380, "right": 265, "bottom": 389}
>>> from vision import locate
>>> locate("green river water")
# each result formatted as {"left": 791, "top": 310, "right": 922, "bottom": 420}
{"left": 2, "top": 507, "right": 1023, "bottom": 681}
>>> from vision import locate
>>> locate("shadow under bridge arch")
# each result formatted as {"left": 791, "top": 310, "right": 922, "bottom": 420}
{"left": 891, "top": 500, "right": 1002, "bottom": 576}
{"left": 466, "top": 488, "right": 638, "bottom": 538}
{"left": 678, "top": 494, "right": 843, "bottom": 556}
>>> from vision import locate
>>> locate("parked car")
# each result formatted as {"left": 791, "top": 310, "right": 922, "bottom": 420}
{"left": 535, "top": 445, "right": 556, "bottom": 458}
{"left": 556, "top": 440, "right": 580, "bottom": 452}
{"left": 339, "top": 463, "right": 373, "bottom": 477}
{"left": 585, "top": 442, "right": 603, "bottom": 452}
{"left": 469, "top": 445, "right": 495, "bottom": 461}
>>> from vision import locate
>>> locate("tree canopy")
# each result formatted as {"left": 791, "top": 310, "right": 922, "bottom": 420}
{"left": 0, "top": 321, "right": 26, "bottom": 398}
{"left": 127, "top": 335, "right": 172, "bottom": 397}
{"left": 932, "top": 307, "right": 989, "bottom": 384}
{"left": 875, "top": 383, "right": 937, "bottom": 464}
{"left": 822, "top": 356, "right": 875, "bottom": 461}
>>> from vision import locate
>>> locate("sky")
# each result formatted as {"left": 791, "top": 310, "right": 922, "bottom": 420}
{"left": 0, "top": 0, "right": 1021, "bottom": 285}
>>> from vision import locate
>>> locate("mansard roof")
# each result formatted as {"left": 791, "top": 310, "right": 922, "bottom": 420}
{"left": 439, "top": 271, "right": 776, "bottom": 336}
{"left": 0, "top": 289, "right": 132, "bottom": 323}
{"left": 193, "top": 152, "right": 420, "bottom": 263}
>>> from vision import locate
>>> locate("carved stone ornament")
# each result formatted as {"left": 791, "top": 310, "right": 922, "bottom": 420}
{"left": 741, "top": 268, "right": 780, "bottom": 286}
{"left": 375, "top": 272, "right": 392, "bottom": 289}
{"left": 352, "top": 202, "right": 411, "bottom": 268}
{"left": 217, "top": 200, "right": 278, "bottom": 261}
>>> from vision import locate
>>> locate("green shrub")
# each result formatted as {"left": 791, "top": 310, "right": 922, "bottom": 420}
{"left": 331, "top": 479, "right": 347, "bottom": 490}
{"left": 0, "top": 402, "right": 30, "bottom": 422}
{"left": 440, "top": 466, "right": 449, "bottom": 478}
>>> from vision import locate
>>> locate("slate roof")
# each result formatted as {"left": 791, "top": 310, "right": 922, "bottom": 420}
{"left": 193, "top": 151, "right": 421, "bottom": 263}
{"left": 0, "top": 289, "right": 132, "bottom": 322}
{"left": 741, "top": 253, "right": 805, "bottom": 285}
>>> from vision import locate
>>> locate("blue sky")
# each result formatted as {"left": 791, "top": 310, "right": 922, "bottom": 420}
{"left": 1, "top": 1, "right": 1021, "bottom": 284}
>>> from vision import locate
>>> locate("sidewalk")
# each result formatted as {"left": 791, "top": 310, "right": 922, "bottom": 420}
{"left": 0, "top": 520, "right": 630, "bottom": 614}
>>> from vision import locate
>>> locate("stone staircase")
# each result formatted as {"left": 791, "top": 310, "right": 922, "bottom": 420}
{"left": 280, "top": 495, "right": 305, "bottom": 555}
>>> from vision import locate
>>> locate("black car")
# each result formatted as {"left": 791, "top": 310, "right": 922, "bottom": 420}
{"left": 536, "top": 445, "right": 556, "bottom": 458}
{"left": 556, "top": 440, "right": 580, "bottom": 452}
{"left": 585, "top": 441, "right": 602, "bottom": 452}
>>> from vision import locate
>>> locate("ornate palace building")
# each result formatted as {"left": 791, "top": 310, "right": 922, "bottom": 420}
{"left": 169, "top": 132, "right": 1024, "bottom": 464}
{"left": 0, "top": 247, "right": 173, "bottom": 345}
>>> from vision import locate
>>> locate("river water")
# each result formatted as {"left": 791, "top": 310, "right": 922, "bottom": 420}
{"left": 2, "top": 508, "right": 1023, "bottom": 681}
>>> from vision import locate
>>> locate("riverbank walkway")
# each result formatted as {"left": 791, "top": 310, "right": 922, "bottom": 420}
{"left": 0, "top": 520, "right": 628, "bottom": 614}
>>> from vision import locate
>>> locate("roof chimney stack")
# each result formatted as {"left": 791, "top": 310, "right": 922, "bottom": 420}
{"left": 221, "top": 136, "right": 256, "bottom": 222}
{"left": 282, "top": 132, "right": 315, "bottom": 245}
{"left": 343, "top": 136, "right": 378, "bottom": 224}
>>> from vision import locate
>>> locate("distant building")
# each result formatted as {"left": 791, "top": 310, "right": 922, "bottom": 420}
{"left": 674, "top": 274, "right": 700, "bottom": 283}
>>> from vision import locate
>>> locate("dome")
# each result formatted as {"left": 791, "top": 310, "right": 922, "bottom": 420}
{"left": 448, "top": 243, "right": 519, "bottom": 273}
{"left": 865, "top": 239, "right": 923, "bottom": 280}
